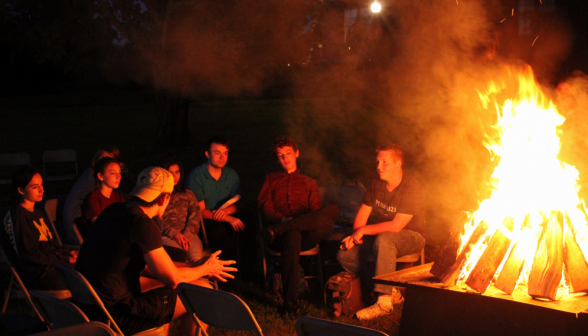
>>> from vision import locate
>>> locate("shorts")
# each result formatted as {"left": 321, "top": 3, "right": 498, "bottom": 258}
{"left": 108, "top": 287, "right": 177, "bottom": 335}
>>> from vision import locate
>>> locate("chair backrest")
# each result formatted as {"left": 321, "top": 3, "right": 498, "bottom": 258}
{"left": 42, "top": 150, "right": 78, "bottom": 181}
{"left": 0, "top": 152, "right": 31, "bottom": 185}
{"left": 177, "top": 283, "right": 263, "bottom": 336}
{"left": 29, "top": 321, "right": 117, "bottom": 336}
{"left": 53, "top": 263, "right": 124, "bottom": 335}
{"left": 44, "top": 199, "right": 63, "bottom": 247}
{"left": 295, "top": 316, "right": 389, "bottom": 336}
{"left": 31, "top": 291, "right": 89, "bottom": 329}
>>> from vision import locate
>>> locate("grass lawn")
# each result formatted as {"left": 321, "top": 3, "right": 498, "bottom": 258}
{"left": 0, "top": 90, "right": 403, "bottom": 335}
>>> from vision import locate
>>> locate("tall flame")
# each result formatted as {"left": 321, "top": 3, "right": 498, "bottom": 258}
{"left": 455, "top": 66, "right": 588, "bottom": 293}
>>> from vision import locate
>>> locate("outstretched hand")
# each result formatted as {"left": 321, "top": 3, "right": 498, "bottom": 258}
{"left": 204, "top": 250, "right": 237, "bottom": 282}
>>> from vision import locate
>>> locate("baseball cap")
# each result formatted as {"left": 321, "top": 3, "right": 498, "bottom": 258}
{"left": 130, "top": 167, "right": 174, "bottom": 202}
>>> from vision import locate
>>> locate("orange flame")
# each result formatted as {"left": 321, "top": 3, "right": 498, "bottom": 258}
{"left": 455, "top": 66, "right": 588, "bottom": 297}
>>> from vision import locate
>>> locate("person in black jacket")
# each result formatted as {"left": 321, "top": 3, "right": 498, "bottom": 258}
{"left": 1, "top": 167, "right": 77, "bottom": 290}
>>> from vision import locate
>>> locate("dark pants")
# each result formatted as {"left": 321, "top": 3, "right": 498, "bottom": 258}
{"left": 270, "top": 204, "right": 339, "bottom": 304}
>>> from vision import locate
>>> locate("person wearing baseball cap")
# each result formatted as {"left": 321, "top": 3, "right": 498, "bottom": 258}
{"left": 76, "top": 167, "right": 237, "bottom": 335}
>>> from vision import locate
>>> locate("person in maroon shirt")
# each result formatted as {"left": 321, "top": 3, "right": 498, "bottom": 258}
{"left": 258, "top": 137, "right": 339, "bottom": 314}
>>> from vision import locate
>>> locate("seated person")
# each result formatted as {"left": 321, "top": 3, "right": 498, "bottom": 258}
{"left": 154, "top": 155, "right": 203, "bottom": 262}
{"left": 63, "top": 145, "right": 132, "bottom": 243}
{"left": 75, "top": 167, "right": 236, "bottom": 335}
{"left": 259, "top": 137, "right": 339, "bottom": 314}
{"left": 1, "top": 167, "right": 77, "bottom": 290}
{"left": 81, "top": 157, "right": 126, "bottom": 234}
{"left": 185, "top": 135, "right": 244, "bottom": 255}
{"left": 337, "top": 144, "right": 426, "bottom": 320}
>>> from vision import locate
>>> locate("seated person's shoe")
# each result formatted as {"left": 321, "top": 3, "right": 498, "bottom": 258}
{"left": 261, "top": 227, "right": 276, "bottom": 246}
{"left": 354, "top": 301, "right": 392, "bottom": 320}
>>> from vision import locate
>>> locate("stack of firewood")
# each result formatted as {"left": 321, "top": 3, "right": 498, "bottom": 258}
{"left": 430, "top": 211, "right": 588, "bottom": 301}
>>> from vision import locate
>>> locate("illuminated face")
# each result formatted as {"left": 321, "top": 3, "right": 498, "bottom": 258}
{"left": 98, "top": 162, "right": 121, "bottom": 189}
{"left": 376, "top": 150, "right": 401, "bottom": 181}
{"left": 206, "top": 143, "right": 229, "bottom": 169}
{"left": 276, "top": 146, "right": 299, "bottom": 173}
{"left": 19, "top": 173, "right": 44, "bottom": 203}
{"left": 168, "top": 164, "right": 181, "bottom": 186}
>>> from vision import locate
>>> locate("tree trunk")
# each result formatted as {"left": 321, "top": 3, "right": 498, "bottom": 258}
{"left": 155, "top": 88, "right": 190, "bottom": 147}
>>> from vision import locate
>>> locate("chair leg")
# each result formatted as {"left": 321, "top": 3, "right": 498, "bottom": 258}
{"left": 2, "top": 275, "right": 13, "bottom": 312}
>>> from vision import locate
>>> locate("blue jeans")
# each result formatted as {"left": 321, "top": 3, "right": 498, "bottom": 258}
{"left": 161, "top": 232, "right": 203, "bottom": 262}
{"left": 337, "top": 230, "right": 425, "bottom": 294}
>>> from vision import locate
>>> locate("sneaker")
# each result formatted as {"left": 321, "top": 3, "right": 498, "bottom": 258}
{"left": 355, "top": 301, "right": 392, "bottom": 320}
{"left": 390, "top": 287, "right": 405, "bottom": 305}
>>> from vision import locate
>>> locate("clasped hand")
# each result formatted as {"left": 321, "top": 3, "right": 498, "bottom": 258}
{"left": 340, "top": 229, "right": 364, "bottom": 251}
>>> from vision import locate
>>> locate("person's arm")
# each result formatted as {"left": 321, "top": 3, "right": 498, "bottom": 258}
{"left": 258, "top": 174, "right": 285, "bottom": 223}
{"left": 13, "top": 211, "right": 69, "bottom": 265}
{"left": 143, "top": 248, "right": 236, "bottom": 289}
{"left": 341, "top": 204, "right": 372, "bottom": 250}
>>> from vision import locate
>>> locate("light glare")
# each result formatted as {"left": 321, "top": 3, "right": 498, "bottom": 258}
{"left": 371, "top": 1, "right": 381, "bottom": 13}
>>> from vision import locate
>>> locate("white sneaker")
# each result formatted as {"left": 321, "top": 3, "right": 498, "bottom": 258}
{"left": 355, "top": 302, "right": 392, "bottom": 320}
{"left": 390, "top": 287, "right": 405, "bottom": 304}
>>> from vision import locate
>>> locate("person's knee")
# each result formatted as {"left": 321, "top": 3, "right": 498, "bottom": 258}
{"left": 323, "top": 204, "right": 340, "bottom": 222}
{"left": 374, "top": 232, "right": 399, "bottom": 252}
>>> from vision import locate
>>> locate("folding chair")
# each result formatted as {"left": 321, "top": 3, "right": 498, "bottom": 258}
{"left": 258, "top": 214, "right": 324, "bottom": 290}
{"left": 29, "top": 321, "right": 117, "bottom": 336}
{"left": 42, "top": 149, "right": 78, "bottom": 182}
{"left": 53, "top": 263, "right": 165, "bottom": 336}
{"left": 295, "top": 316, "right": 389, "bottom": 336}
{"left": 177, "top": 282, "right": 263, "bottom": 336}
{"left": 31, "top": 291, "right": 89, "bottom": 329}
{"left": 0, "top": 238, "right": 70, "bottom": 317}
{"left": 44, "top": 198, "right": 80, "bottom": 249}
{"left": 0, "top": 152, "right": 31, "bottom": 185}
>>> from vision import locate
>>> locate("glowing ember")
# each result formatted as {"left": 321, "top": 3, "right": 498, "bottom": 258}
{"left": 454, "top": 66, "right": 588, "bottom": 300}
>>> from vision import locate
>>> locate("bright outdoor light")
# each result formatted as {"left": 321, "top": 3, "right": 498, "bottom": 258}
{"left": 371, "top": 1, "right": 381, "bottom": 13}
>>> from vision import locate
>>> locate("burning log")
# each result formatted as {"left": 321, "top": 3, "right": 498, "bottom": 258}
{"left": 434, "top": 220, "right": 489, "bottom": 286}
{"left": 430, "top": 213, "right": 469, "bottom": 280}
{"left": 528, "top": 211, "right": 563, "bottom": 301}
{"left": 494, "top": 241, "right": 525, "bottom": 294}
{"left": 563, "top": 225, "right": 588, "bottom": 293}
{"left": 465, "top": 218, "right": 513, "bottom": 294}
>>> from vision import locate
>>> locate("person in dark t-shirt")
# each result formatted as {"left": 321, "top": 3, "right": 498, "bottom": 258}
{"left": 1, "top": 167, "right": 77, "bottom": 290}
{"left": 76, "top": 167, "right": 236, "bottom": 335}
{"left": 337, "top": 144, "right": 426, "bottom": 320}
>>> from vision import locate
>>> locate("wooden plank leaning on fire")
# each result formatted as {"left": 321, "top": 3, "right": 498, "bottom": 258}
{"left": 563, "top": 213, "right": 588, "bottom": 294}
{"left": 528, "top": 210, "right": 563, "bottom": 301}
{"left": 431, "top": 215, "right": 489, "bottom": 287}
{"left": 429, "top": 212, "right": 468, "bottom": 280}
{"left": 495, "top": 215, "right": 531, "bottom": 295}
{"left": 465, "top": 217, "right": 513, "bottom": 294}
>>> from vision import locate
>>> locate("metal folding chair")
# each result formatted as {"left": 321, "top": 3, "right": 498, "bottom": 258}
{"left": 29, "top": 321, "right": 117, "bottom": 336}
{"left": 0, "top": 237, "right": 70, "bottom": 317}
{"left": 53, "top": 263, "right": 165, "bottom": 336}
{"left": 0, "top": 152, "right": 31, "bottom": 185}
{"left": 295, "top": 316, "right": 389, "bottom": 336}
{"left": 177, "top": 282, "right": 263, "bottom": 336}
{"left": 42, "top": 149, "right": 78, "bottom": 182}
{"left": 258, "top": 213, "right": 324, "bottom": 290}
{"left": 31, "top": 291, "right": 89, "bottom": 329}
